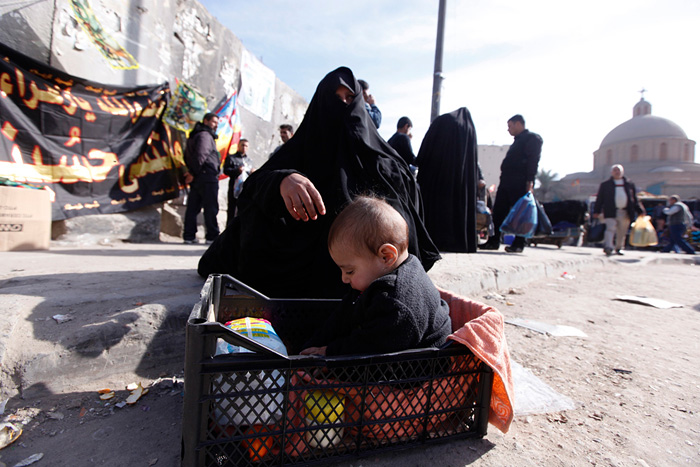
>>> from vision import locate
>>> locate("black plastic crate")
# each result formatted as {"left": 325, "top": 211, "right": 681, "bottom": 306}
{"left": 182, "top": 274, "right": 493, "bottom": 467}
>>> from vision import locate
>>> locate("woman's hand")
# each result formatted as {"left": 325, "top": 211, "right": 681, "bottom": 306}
{"left": 280, "top": 173, "right": 326, "bottom": 221}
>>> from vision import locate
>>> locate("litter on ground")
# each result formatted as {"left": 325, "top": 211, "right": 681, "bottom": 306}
{"left": 614, "top": 295, "right": 683, "bottom": 309}
{"left": 506, "top": 317, "right": 588, "bottom": 337}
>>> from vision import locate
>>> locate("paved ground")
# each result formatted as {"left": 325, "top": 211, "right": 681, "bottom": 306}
{"left": 0, "top": 241, "right": 696, "bottom": 466}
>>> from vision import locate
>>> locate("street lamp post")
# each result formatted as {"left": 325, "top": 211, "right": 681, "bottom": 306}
{"left": 430, "top": 0, "right": 447, "bottom": 123}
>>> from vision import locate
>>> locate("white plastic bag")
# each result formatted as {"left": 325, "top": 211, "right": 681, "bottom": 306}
{"left": 214, "top": 318, "right": 288, "bottom": 426}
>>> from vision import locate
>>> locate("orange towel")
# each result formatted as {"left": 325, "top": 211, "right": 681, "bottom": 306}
{"left": 439, "top": 287, "right": 514, "bottom": 433}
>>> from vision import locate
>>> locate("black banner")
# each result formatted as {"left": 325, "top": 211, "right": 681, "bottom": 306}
{"left": 0, "top": 42, "right": 185, "bottom": 220}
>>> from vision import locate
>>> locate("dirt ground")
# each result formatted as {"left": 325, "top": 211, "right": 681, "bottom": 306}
{"left": 0, "top": 258, "right": 698, "bottom": 466}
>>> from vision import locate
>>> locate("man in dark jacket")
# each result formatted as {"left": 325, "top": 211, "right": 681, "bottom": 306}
{"left": 480, "top": 114, "right": 542, "bottom": 253}
{"left": 387, "top": 116, "right": 416, "bottom": 170}
{"left": 223, "top": 138, "right": 250, "bottom": 226}
{"left": 593, "top": 164, "right": 644, "bottom": 256}
{"left": 183, "top": 113, "right": 221, "bottom": 244}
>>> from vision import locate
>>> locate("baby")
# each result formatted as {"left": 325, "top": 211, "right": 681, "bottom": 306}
{"left": 300, "top": 195, "right": 451, "bottom": 356}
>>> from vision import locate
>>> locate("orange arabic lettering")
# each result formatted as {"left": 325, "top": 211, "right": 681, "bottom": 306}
{"left": 118, "top": 164, "right": 139, "bottom": 193}
{"left": 55, "top": 77, "right": 74, "bottom": 87}
{"left": 1, "top": 122, "right": 17, "bottom": 141}
{"left": 15, "top": 69, "right": 24, "bottom": 97}
{"left": 62, "top": 90, "right": 78, "bottom": 115}
{"left": 65, "top": 127, "right": 81, "bottom": 147}
{"left": 22, "top": 81, "right": 63, "bottom": 109}
{"left": 30, "top": 69, "right": 52, "bottom": 80}
{"left": 73, "top": 94, "right": 93, "bottom": 111}
{"left": 1, "top": 73, "right": 12, "bottom": 97}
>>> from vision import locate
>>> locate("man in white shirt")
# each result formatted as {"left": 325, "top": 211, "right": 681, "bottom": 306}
{"left": 593, "top": 164, "right": 644, "bottom": 256}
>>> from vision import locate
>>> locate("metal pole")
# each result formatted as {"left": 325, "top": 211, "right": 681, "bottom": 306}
{"left": 430, "top": 0, "right": 447, "bottom": 123}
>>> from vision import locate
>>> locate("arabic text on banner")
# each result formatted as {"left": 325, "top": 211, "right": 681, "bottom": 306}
{"left": 0, "top": 41, "right": 184, "bottom": 220}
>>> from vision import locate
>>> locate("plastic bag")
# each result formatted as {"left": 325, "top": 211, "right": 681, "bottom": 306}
{"left": 534, "top": 199, "right": 553, "bottom": 236}
{"left": 586, "top": 220, "right": 606, "bottom": 243}
{"left": 501, "top": 192, "right": 537, "bottom": 238}
{"left": 233, "top": 162, "right": 251, "bottom": 198}
{"left": 629, "top": 215, "right": 658, "bottom": 247}
{"left": 214, "top": 317, "right": 288, "bottom": 426}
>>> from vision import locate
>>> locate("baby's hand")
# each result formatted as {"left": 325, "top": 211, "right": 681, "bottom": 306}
{"left": 300, "top": 346, "right": 327, "bottom": 356}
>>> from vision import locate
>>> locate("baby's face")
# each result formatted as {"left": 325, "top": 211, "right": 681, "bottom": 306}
{"left": 329, "top": 245, "right": 385, "bottom": 292}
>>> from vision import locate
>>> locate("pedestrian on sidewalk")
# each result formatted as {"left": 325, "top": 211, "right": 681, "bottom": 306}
{"left": 416, "top": 107, "right": 479, "bottom": 253}
{"left": 269, "top": 124, "right": 294, "bottom": 158}
{"left": 480, "top": 114, "right": 542, "bottom": 253}
{"left": 592, "top": 164, "right": 644, "bottom": 256}
{"left": 222, "top": 138, "right": 251, "bottom": 226}
{"left": 661, "top": 195, "right": 696, "bottom": 255}
{"left": 183, "top": 113, "right": 221, "bottom": 244}
{"left": 358, "top": 79, "right": 381, "bottom": 128}
{"left": 387, "top": 116, "right": 416, "bottom": 171}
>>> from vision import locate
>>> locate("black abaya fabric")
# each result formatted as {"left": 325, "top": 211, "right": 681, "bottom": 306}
{"left": 198, "top": 67, "right": 440, "bottom": 298}
{"left": 415, "top": 107, "right": 479, "bottom": 253}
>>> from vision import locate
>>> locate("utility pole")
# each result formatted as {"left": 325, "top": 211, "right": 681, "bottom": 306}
{"left": 430, "top": 0, "right": 447, "bottom": 123}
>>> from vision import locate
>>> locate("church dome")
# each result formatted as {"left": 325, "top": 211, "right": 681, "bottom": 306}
{"left": 599, "top": 98, "right": 688, "bottom": 148}
{"left": 600, "top": 115, "right": 688, "bottom": 148}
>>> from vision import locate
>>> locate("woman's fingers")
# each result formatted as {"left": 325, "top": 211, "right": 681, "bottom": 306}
{"left": 280, "top": 174, "right": 326, "bottom": 221}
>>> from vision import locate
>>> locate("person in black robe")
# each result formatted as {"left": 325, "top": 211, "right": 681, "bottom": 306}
{"left": 415, "top": 107, "right": 479, "bottom": 253}
{"left": 197, "top": 67, "right": 440, "bottom": 299}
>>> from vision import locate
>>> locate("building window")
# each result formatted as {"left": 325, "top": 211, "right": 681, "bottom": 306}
{"left": 606, "top": 150, "right": 612, "bottom": 165}
{"left": 684, "top": 144, "right": 690, "bottom": 161}
{"left": 630, "top": 145, "right": 638, "bottom": 163}
{"left": 660, "top": 142, "right": 667, "bottom": 161}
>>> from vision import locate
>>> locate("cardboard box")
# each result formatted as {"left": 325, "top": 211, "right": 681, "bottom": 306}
{"left": 0, "top": 186, "right": 51, "bottom": 251}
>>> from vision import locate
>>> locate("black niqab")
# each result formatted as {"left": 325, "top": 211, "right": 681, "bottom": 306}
{"left": 416, "top": 107, "right": 479, "bottom": 253}
{"left": 198, "top": 67, "right": 440, "bottom": 298}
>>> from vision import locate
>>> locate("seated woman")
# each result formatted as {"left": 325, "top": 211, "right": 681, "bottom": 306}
{"left": 198, "top": 67, "right": 439, "bottom": 298}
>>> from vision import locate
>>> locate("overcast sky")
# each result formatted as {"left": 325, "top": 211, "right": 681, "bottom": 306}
{"left": 199, "top": 0, "right": 699, "bottom": 179}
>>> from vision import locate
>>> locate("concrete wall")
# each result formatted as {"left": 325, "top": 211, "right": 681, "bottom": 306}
{"left": 0, "top": 0, "right": 307, "bottom": 243}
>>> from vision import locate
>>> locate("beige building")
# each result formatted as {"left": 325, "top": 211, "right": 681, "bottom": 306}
{"left": 558, "top": 97, "right": 699, "bottom": 200}
{"left": 477, "top": 144, "right": 510, "bottom": 190}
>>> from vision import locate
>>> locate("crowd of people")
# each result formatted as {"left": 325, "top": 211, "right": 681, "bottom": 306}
{"left": 592, "top": 163, "right": 696, "bottom": 256}
{"left": 182, "top": 67, "right": 695, "bottom": 302}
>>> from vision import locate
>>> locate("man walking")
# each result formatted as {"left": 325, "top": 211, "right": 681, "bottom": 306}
{"left": 223, "top": 138, "right": 251, "bottom": 226}
{"left": 387, "top": 116, "right": 416, "bottom": 170}
{"left": 661, "top": 195, "right": 695, "bottom": 255}
{"left": 183, "top": 113, "right": 221, "bottom": 244}
{"left": 358, "top": 79, "right": 381, "bottom": 128}
{"left": 592, "top": 164, "right": 644, "bottom": 256}
{"left": 481, "top": 114, "right": 542, "bottom": 253}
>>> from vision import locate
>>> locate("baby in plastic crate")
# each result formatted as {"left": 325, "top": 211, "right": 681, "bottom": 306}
{"left": 300, "top": 195, "right": 451, "bottom": 356}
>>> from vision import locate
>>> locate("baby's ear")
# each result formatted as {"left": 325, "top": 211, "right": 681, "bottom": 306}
{"left": 378, "top": 243, "right": 398, "bottom": 265}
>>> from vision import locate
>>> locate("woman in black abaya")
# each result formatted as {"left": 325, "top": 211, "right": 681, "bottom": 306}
{"left": 198, "top": 67, "right": 440, "bottom": 298}
{"left": 415, "top": 107, "right": 479, "bottom": 253}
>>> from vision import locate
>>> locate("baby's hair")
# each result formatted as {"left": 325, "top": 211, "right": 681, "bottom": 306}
{"left": 329, "top": 195, "right": 409, "bottom": 256}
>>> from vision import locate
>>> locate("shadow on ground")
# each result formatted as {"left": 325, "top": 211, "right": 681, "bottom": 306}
{"left": 0, "top": 382, "right": 183, "bottom": 467}
{"left": 0, "top": 268, "right": 204, "bottom": 396}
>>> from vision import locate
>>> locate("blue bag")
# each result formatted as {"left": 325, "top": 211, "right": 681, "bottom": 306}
{"left": 501, "top": 192, "right": 538, "bottom": 238}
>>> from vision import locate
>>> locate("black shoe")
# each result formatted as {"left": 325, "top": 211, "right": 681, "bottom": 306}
{"left": 505, "top": 246, "right": 524, "bottom": 253}
{"left": 479, "top": 242, "right": 500, "bottom": 250}
{"left": 615, "top": 250, "right": 624, "bottom": 256}
{"left": 604, "top": 248, "right": 613, "bottom": 256}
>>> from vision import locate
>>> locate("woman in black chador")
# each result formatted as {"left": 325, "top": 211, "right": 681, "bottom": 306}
{"left": 416, "top": 107, "right": 479, "bottom": 253}
{"left": 198, "top": 67, "right": 440, "bottom": 299}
